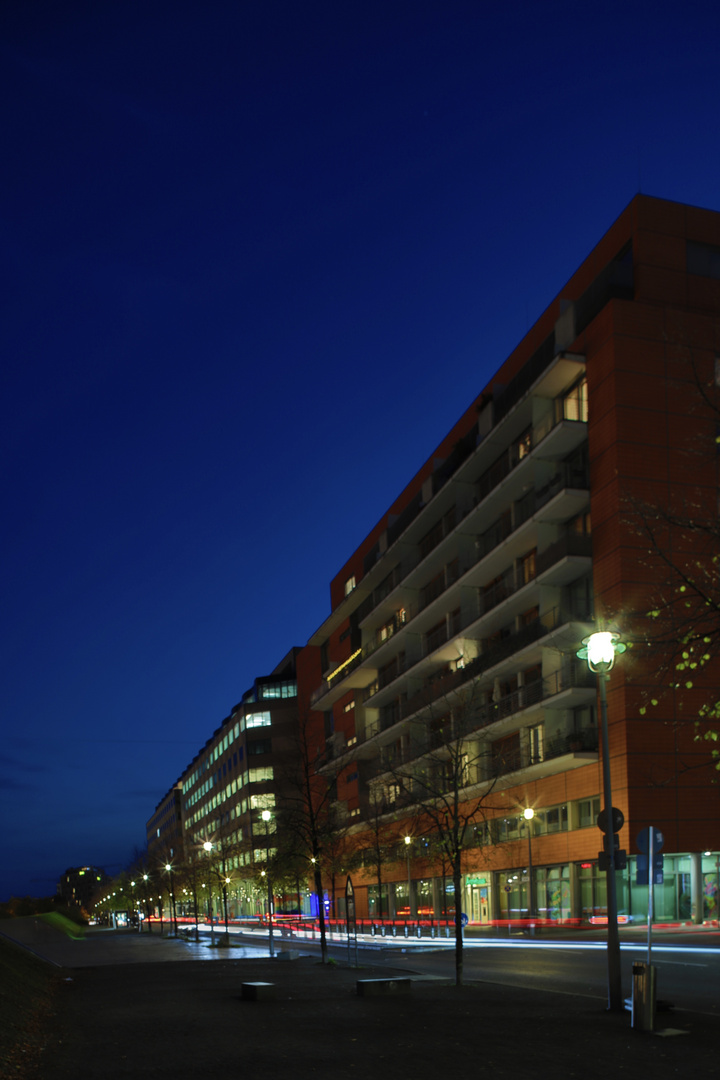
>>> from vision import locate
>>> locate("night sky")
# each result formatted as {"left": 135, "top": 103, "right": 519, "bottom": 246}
{"left": 3, "top": 1, "right": 719, "bottom": 902}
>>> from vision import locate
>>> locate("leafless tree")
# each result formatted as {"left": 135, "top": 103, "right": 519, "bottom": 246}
{"left": 386, "top": 681, "right": 503, "bottom": 985}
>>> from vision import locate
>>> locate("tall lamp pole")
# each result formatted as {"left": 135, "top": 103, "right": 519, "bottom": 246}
{"left": 578, "top": 630, "right": 626, "bottom": 1012}
{"left": 262, "top": 810, "right": 274, "bottom": 957}
{"left": 203, "top": 841, "right": 215, "bottom": 946}
{"left": 523, "top": 808, "right": 535, "bottom": 920}
{"left": 165, "top": 863, "right": 177, "bottom": 936}
{"left": 404, "top": 835, "right": 412, "bottom": 919}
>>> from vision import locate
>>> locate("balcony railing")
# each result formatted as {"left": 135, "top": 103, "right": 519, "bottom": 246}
{"left": 329, "top": 628, "right": 594, "bottom": 764}
{"left": 358, "top": 419, "right": 589, "bottom": 627}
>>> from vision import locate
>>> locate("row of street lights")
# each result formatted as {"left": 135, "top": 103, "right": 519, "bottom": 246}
{"left": 111, "top": 634, "right": 625, "bottom": 995}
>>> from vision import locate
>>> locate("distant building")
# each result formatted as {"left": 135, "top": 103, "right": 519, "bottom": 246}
{"left": 146, "top": 783, "right": 183, "bottom": 862}
{"left": 57, "top": 866, "right": 108, "bottom": 911}
{"left": 146, "top": 648, "right": 303, "bottom": 917}
{"left": 300, "top": 195, "right": 720, "bottom": 926}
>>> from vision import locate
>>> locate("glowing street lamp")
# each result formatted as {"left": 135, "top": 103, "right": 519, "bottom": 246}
{"left": 261, "top": 810, "right": 274, "bottom": 957}
{"left": 165, "top": 863, "right": 177, "bottom": 936}
{"left": 404, "top": 835, "right": 413, "bottom": 919}
{"left": 203, "top": 841, "right": 216, "bottom": 946}
{"left": 577, "top": 630, "right": 626, "bottom": 1012}
{"left": 523, "top": 808, "right": 535, "bottom": 920}
{"left": 142, "top": 873, "right": 151, "bottom": 933}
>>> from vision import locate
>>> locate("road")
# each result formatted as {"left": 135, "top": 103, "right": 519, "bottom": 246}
{"left": 6, "top": 916, "right": 718, "bottom": 1017}
{"left": 346, "top": 930, "right": 720, "bottom": 1017}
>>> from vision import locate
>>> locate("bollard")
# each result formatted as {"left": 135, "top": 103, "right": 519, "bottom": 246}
{"left": 631, "top": 961, "right": 657, "bottom": 1031}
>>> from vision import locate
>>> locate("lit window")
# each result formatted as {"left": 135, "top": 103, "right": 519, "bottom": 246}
{"left": 246, "top": 711, "right": 271, "bottom": 728}
{"left": 250, "top": 793, "right": 276, "bottom": 810}
{"left": 344, "top": 575, "right": 356, "bottom": 596}
{"left": 249, "top": 766, "right": 274, "bottom": 784}
{"left": 563, "top": 377, "right": 588, "bottom": 423}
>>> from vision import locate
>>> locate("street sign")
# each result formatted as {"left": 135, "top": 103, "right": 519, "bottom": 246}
{"left": 636, "top": 827, "right": 664, "bottom": 854}
{"left": 636, "top": 852, "right": 664, "bottom": 885}
{"left": 597, "top": 807, "right": 624, "bottom": 834}
{"left": 460, "top": 913, "right": 469, "bottom": 927}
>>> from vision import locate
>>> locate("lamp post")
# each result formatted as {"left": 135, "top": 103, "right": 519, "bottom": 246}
{"left": 404, "top": 835, "right": 413, "bottom": 919}
{"left": 142, "top": 873, "right": 151, "bottom": 933}
{"left": 130, "top": 881, "right": 140, "bottom": 933}
{"left": 577, "top": 630, "right": 626, "bottom": 1012}
{"left": 203, "top": 841, "right": 215, "bottom": 946}
{"left": 523, "top": 808, "right": 535, "bottom": 920}
{"left": 262, "top": 810, "right": 274, "bottom": 957}
{"left": 165, "top": 863, "right": 177, "bottom": 937}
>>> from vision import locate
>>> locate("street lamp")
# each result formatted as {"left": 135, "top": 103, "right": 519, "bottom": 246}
{"left": 165, "top": 863, "right": 177, "bottom": 937}
{"left": 203, "top": 841, "right": 215, "bottom": 946}
{"left": 261, "top": 810, "right": 274, "bottom": 957}
{"left": 404, "top": 835, "right": 413, "bottom": 919}
{"left": 523, "top": 808, "right": 535, "bottom": 920}
{"left": 577, "top": 630, "right": 626, "bottom": 1012}
{"left": 142, "top": 873, "right": 151, "bottom": 933}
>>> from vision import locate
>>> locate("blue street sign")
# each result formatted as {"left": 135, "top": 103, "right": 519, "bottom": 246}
{"left": 460, "top": 913, "right": 469, "bottom": 927}
{"left": 636, "top": 851, "right": 664, "bottom": 885}
{"left": 636, "top": 827, "right": 664, "bottom": 854}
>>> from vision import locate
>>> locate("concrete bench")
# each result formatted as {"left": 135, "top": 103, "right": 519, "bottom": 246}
{"left": 241, "top": 981, "right": 275, "bottom": 1001}
{"left": 277, "top": 949, "right": 300, "bottom": 961}
{"left": 356, "top": 977, "right": 412, "bottom": 997}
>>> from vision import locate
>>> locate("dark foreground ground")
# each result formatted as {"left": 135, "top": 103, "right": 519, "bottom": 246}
{"left": 4, "top": 926, "right": 718, "bottom": 1080}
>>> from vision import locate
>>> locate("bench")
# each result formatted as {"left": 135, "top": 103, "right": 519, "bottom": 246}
{"left": 356, "top": 977, "right": 412, "bottom": 997}
{"left": 241, "top": 981, "right": 275, "bottom": 1001}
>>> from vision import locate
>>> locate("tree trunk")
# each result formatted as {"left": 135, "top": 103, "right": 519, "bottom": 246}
{"left": 453, "top": 862, "right": 463, "bottom": 986}
{"left": 314, "top": 864, "right": 328, "bottom": 963}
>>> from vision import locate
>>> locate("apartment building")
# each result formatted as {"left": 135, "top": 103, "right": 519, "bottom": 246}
{"left": 301, "top": 195, "right": 720, "bottom": 926}
{"left": 146, "top": 783, "right": 183, "bottom": 862}
{"left": 146, "top": 648, "right": 302, "bottom": 917}
{"left": 57, "top": 865, "right": 108, "bottom": 912}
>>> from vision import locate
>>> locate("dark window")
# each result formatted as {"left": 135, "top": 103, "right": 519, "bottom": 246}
{"left": 687, "top": 239, "right": 720, "bottom": 279}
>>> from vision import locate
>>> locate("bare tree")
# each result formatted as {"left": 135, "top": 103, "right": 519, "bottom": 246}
{"left": 388, "top": 683, "right": 502, "bottom": 986}
{"left": 362, "top": 788, "right": 396, "bottom": 919}
{"left": 280, "top": 709, "right": 348, "bottom": 963}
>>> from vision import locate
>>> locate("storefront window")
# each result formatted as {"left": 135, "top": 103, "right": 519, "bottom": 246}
{"left": 416, "top": 879, "right": 433, "bottom": 916}
{"left": 367, "top": 884, "right": 389, "bottom": 919}
{"left": 702, "top": 853, "right": 719, "bottom": 920}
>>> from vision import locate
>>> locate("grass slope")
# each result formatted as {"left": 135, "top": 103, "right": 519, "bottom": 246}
{"left": 0, "top": 935, "right": 59, "bottom": 1078}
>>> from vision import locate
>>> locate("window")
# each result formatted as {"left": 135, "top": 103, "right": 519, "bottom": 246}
{"left": 248, "top": 739, "right": 271, "bottom": 755}
{"left": 250, "top": 792, "right": 276, "bottom": 810}
{"left": 687, "top": 239, "right": 720, "bottom": 279}
{"left": 563, "top": 377, "right": 588, "bottom": 422}
{"left": 578, "top": 796, "right": 601, "bottom": 829}
{"left": 344, "top": 575, "right": 356, "bottom": 596}
{"left": 520, "top": 549, "right": 537, "bottom": 585}
{"left": 246, "top": 711, "right": 271, "bottom": 728}
{"left": 526, "top": 721, "right": 544, "bottom": 764}
{"left": 248, "top": 766, "right": 274, "bottom": 783}
{"left": 516, "top": 427, "right": 532, "bottom": 460}
{"left": 569, "top": 511, "right": 591, "bottom": 536}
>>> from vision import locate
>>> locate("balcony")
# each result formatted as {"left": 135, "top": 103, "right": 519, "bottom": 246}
{"left": 345, "top": 645, "right": 594, "bottom": 764}
{"left": 354, "top": 408, "right": 587, "bottom": 630}
{"left": 310, "top": 649, "right": 379, "bottom": 709}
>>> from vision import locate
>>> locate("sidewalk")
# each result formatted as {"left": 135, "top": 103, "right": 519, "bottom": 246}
{"left": 11, "top": 927, "right": 717, "bottom": 1080}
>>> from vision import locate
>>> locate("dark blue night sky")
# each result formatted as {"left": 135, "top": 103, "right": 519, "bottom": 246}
{"left": 2, "top": 0, "right": 719, "bottom": 900}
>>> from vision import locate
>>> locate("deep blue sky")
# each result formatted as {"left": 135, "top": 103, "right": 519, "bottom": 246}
{"left": 2, "top": 0, "right": 719, "bottom": 901}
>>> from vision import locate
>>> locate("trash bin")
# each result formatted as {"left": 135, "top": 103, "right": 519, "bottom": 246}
{"left": 631, "top": 961, "right": 657, "bottom": 1031}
